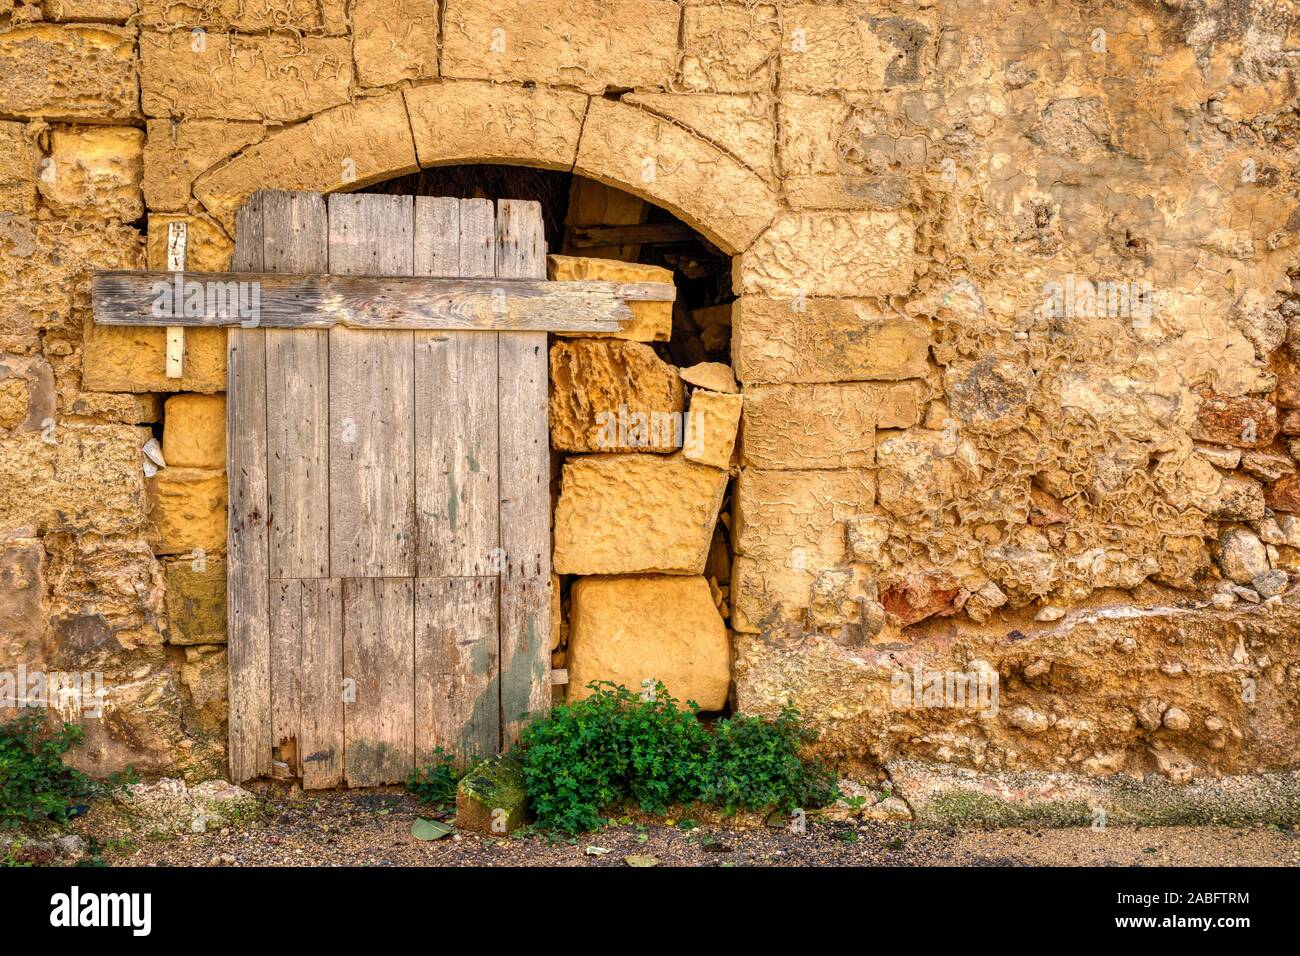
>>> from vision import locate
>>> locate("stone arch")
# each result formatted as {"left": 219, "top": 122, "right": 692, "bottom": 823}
{"left": 194, "top": 82, "right": 782, "bottom": 256}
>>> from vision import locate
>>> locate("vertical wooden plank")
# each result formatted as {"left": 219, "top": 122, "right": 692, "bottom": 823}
{"left": 269, "top": 578, "right": 303, "bottom": 772}
{"left": 328, "top": 193, "right": 418, "bottom": 783}
{"left": 327, "top": 193, "right": 416, "bottom": 578}
{"left": 414, "top": 198, "right": 499, "bottom": 577}
{"left": 300, "top": 577, "right": 344, "bottom": 789}
{"left": 496, "top": 199, "right": 553, "bottom": 745}
{"left": 226, "top": 192, "right": 272, "bottom": 782}
{"left": 263, "top": 192, "right": 330, "bottom": 579}
{"left": 343, "top": 577, "right": 415, "bottom": 786}
{"left": 415, "top": 577, "right": 499, "bottom": 765}
{"left": 413, "top": 196, "right": 460, "bottom": 278}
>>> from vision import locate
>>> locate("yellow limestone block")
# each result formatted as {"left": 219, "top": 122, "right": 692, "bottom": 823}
{"left": 162, "top": 394, "right": 226, "bottom": 469}
{"left": 568, "top": 575, "right": 731, "bottom": 710}
{"left": 148, "top": 466, "right": 227, "bottom": 555}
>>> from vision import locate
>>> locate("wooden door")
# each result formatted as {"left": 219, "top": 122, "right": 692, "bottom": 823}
{"left": 226, "top": 191, "right": 552, "bottom": 787}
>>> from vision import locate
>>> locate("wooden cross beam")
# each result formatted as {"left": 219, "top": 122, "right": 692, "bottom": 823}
{"left": 91, "top": 270, "right": 676, "bottom": 333}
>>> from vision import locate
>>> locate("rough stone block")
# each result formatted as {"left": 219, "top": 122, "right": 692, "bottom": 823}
{"left": 732, "top": 298, "right": 930, "bottom": 385}
{"left": 194, "top": 94, "right": 417, "bottom": 232}
{"left": 568, "top": 575, "right": 731, "bottom": 711}
{"left": 680, "top": 1, "right": 780, "bottom": 93}
{"left": 734, "top": 468, "right": 875, "bottom": 567}
{"left": 146, "top": 213, "right": 233, "bottom": 272}
{"left": 442, "top": 0, "right": 678, "bottom": 93}
{"left": 1190, "top": 390, "right": 1278, "bottom": 448}
{"left": 405, "top": 81, "right": 587, "bottom": 172}
{"left": 683, "top": 389, "right": 742, "bottom": 470}
{"left": 83, "top": 323, "right": 226, "bottom": 395}
{"left": 162, "top": 394, "right": 225, "bottom": 469}
{"left": 137, "top": 0, "right": 328, "bottom": 30}
{"left": 548, "top": 255, "right": 672, "bottom": 342}
{"left": 39, "top": 125, "right": 144, "bottom": 220}
{"left": 0, "top": 425, "right": 147, "bottom": 534}
{"left": 164, "top": 556, "right": 226, "bottom": 644}
{"left": 1266, "top": 474, "right": 1300, "bottom": 514}
{"left": 0, "top": 354, "right": 54, "bottom": 434}
{"left": 42, "top": 0, "right": 136, "bottom": 19}
{"left": 0, "top": 121, "right": 38, "bottom": 216}
{"left": 354, "top": 0, "right": 438, "bottom": 87}
{"left": 680, "top": 362, "right": 737, "bottom": 394}
{"left": 574, "top": 98, "right": 781, "bottom": 254}
{"left": 143, "top": 120, "right": 264, "bottom": 212}
{"left": 781, "top": 4, "right": 930, "bottom": 93}
{"left": 548, "top": 339, "right": 683, "bottom": 453}
{"left": 0, "top": 25, "right": 138, "bottom": 121}
{"left": 140, "top": 31, "right": 351, "bottom": 122}
{"left": 623, "top": 92, "right": 775, "bottom": 180}
{"left": 455, "top": 753, "right": 528, "bottom": 835}
{"left": 148, "top": 466, "right": 227, "bottom": 555}
{"left": 737, "top": 211, "right": 916, "bottom": 297}
{"left": 876, "top": 429, "right": 984, "bottom": 519}
{"left": 2, "top": 218, "right": 143, "bottom": 355}
{"left": 742, "top": 381, "right": 922, "bottom": 469}
{"left": 553, "top": 454, "right": 728, "bottom": 575}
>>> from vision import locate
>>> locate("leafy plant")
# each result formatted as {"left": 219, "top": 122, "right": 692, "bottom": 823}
{"left": 700, "top": 705, "right": 838, "bottom": 815}
{"left": 0, "top": 711, "right": 100, "bottom": 830}
{"left": 406, "top": 747, "right": 467, "bottom": 808}
{"left": 517, "top": 682, "right": 837, "bottom": 833}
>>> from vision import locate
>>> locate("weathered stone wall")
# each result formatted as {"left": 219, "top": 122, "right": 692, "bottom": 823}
{"left": 2, "top": 0, "right": 1298, "bottom": 787}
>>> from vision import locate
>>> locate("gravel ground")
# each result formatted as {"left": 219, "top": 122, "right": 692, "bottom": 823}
{"left": 79, "top": 789, "right": 1300, "bottom": 867}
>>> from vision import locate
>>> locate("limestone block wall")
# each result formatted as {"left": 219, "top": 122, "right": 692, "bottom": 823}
{"left": 1, "top": 0, "right": 1298, "bottom": 784}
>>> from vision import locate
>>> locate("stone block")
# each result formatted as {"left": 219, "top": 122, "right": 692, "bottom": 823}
{"left": 0, "top": 25, "right": 138, "bottom": 121}
{"left": 680, "top": 1, "right": 780, "bottom": 93}
{"left": 0, "top": 121, "right": 38, "bottom": 216}
{"left": 38, "top": 125, "right": 143, "bottom": 220}
{"left": 548, "top": 339, "right": 683, "bottom": 453}
{"left": 742, "top": 381, "right": 922, "bottom": 469}
{"left": 567, "top": 574, "right": 730, "bottom": 711}
{"left": 553, "top": 454, "right": 728, "bottom": 575}
{"left": 734, "top": 468, "right": 874, "bottom": 567}
{"left": 162, "top": 393, "right": 225, "bottom": 469}
{"left": 354, "top": 0, "right": 438, "bottom": 87}
{"left": 148, "top": 466, "right": 227, "bottom": 555}
{"left": 732, "top": 297, "right": 930, "bottom": 385}
{"left": 164, "top": 555, "right": 226, "bottom": 645}
{"left": 82, "top": 323, "right": 226, "bottom": 395}
{"left": 574, "top": 98, "right": 781, "bottom": 254}
{"left": 441, "top": 0, "right": 678, "bottom": 93}
{"left": 0, "top": 424, "right": 147, "bottom": 534}
{"left": 683, "top": 389, "right": 742, "bottom": 470}
{"left": 737, "top": 211, "right": 916, "bottom": 298}
{"left": 140, "top": 31, "right": 351, "bottom": 122}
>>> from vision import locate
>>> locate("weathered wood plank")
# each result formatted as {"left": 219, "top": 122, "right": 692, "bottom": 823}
{"left": 90, "top": 271, "right": 672, "bottom": 331}
{"left": 415, "top": 576, "right": 499, "bottom": 766}
{"left": 328, "top": 194, "right": 416, "bottom": 579}
{"left": 343, "top": 577, "right": 415, "bottom": 786}
{"left": 496, "top": 199, "right": 553, "bottom": 746}
{"left": 269, "top": 578, "right": 303, "bottom": 773}
{"left": 226, "top": 193, "right": 272, "bottom": 784}
{"left": 569, "top": 222, "right": 696, "bottom": 247}
{"left": 300, "top": 577, "right": 343, "bottom": 789}
{"left": 263, "top": 191, "right": 330, "bottom": 579}
{"left": 414, "top": 199, "right": 499, "bottom": 578}
{"left": 413, "top": 196, "right": 459, "bottom": 278}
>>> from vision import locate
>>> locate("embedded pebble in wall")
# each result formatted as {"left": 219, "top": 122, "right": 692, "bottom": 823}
{"left": 1215, "top": 527, "right": 1269, "bottom": 584}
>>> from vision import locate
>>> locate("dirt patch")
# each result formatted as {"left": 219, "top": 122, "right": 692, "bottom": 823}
{"left": 74, "top": 789, "right": 1300, "bottom": 868}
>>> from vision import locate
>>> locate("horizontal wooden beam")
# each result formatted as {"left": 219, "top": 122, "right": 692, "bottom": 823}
{"left": 568, "top": 223, "right": 698, "bottom": 247}
{"left": 91, "top": 270, "right": 676, "bottom": 333}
